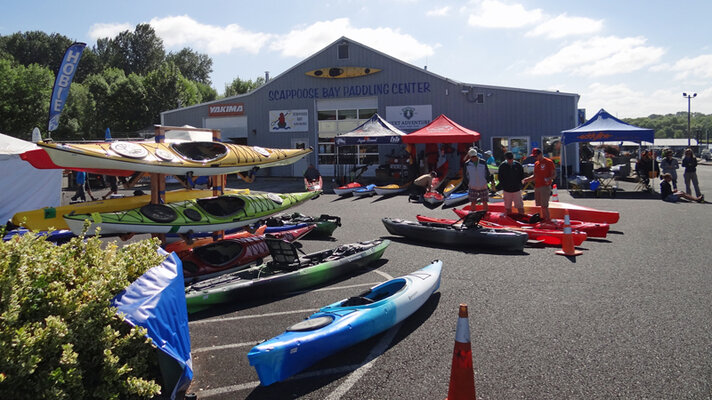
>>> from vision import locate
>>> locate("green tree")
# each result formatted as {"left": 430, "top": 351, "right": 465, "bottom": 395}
{"left": 223, "top": 76, "right": 265, "bottom": 97}
{"left": 52, "top": 82, "right": 93, "bottom": 140}
{"left": 166, "top": 48, "right": 213, "bottom": 85}
{"left": 195, "top": 82, "right": 218, "bottom": 103}
{"left": 0, "top": 59, "right": 53, "bottom": 136}
{"left": 106, "top": 73, "right": 150, "bottom": 131}
{"left": 94, "top": 24, "right": 165, "bottom": 76}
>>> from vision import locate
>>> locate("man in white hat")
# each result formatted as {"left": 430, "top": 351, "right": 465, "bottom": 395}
{"left": 465, "top": 148, "right": 493, "bottom": 213}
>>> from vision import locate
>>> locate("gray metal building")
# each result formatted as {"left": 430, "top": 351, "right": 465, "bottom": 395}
{"left": 161, "top": 36, "right": 580, "bottom": 178}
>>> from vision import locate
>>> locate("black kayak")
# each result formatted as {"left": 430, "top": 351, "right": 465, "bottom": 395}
{"left": 382, "top": 211, "right": 528, "bottom": 252}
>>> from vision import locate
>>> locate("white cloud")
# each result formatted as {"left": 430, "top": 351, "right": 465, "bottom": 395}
{"left": 526, "top": 13, "right": 603, "bottom": 39}
{"left": 529, "top": 36, "right": 665, "bottom": 77}
{"left": 149, "top": 15, "right": 271, "bottom": 54}
{"left": 467, "top": 0, "right": 543, "bottom": 29}
{"left": 88, "top": 23, "right": 133, "bottom": 40}
{"left": 270, "top": 18, "right": 435, "bottom": 62}
{"left": 426, "top": 6, "right": 451, "bottom": 17}
{"left": 665, "top": 54, "right": 712, "bottom": 79}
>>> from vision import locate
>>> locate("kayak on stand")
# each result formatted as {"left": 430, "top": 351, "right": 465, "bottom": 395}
{"left": 37, "top": 140, "right": 312, "bottom": 176}
{"left": 11, "top": 188, "right": 250, "bottom": 231}
{"left": 64, "top": 191, "right": 319, "bottom": 236}
{"left": 185, "top": 239, "right": 391, "bottom": 313}
{"left": 247, "top": 259, "right": 441, "bottom": 386}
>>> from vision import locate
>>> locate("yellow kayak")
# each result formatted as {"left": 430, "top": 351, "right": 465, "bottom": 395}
{"left": 374, "top": 183, "right": 410, "bottom": 196}
{"left": 442, "top": 177, "right": 463, "bottom": 196}
{"left": 38, "top": 141, "right": 312, "bottom": 175}
{"left": 11, "top": 188, "right": 249, "bottom": 231}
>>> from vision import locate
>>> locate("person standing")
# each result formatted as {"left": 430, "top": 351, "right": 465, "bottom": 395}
{"left": 522, "top": 148, "right": 556, "bottom": 222}
{"left": 497, "top": 151, "right": 525, "bottom": 215}
{"left": 465, "top": 148, "right": 493, "bottom": 213}
{"left": 102, "top": 175, "right": 118, "bottom": 199}
{"left": 660, "top": 149, "right": 679, "bottom": 190}
{"left": 681, "top": 148, "right": 702, "bottom": 197}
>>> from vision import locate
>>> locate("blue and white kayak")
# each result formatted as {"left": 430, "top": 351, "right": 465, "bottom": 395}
{"left": 247, "top": 260, "right": 442, "bottom": 386}
{"left": 353, "top": 184, "right": 377, "bottom": 197}
{"left": 3, "top": 228, "right": 76, "bottom": 244}
{"left": 443, "top": 191, "right": 469, "bottom": 208}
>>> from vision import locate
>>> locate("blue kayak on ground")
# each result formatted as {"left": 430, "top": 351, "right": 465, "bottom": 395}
{"left": 247, "top": 260, "right": 442, "bottom": 386}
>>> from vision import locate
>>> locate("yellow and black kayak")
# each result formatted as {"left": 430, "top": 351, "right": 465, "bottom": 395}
{"left": 11, "top": 188, "right": 249, "bottom": 231}
{"left": 37, "top": 141, "right": 312, "bottom": 175}
{"left": 64, "top": 191, "right": 320, "bottom": 236}
{"left": 305, "top": 67, "right": 381, "bottom": 79}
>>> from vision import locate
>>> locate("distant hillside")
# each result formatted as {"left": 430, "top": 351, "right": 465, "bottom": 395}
{"left": 622, "top": 112, "right": 711, "bottom": 143}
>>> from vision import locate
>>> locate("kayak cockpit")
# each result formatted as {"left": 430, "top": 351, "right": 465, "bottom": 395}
{"left": 170, "top": 141, "right": 229, "bottom": 162}
{"left": 196, "top": 196, "right": 246, "bottom": 217}
{"left": 339, "top": 278, "right": 406, "bottom": 307}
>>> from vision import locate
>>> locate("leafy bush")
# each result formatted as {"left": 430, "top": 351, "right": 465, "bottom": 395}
{"left": 0, "top": 231, "right": 168, "bottom": 399}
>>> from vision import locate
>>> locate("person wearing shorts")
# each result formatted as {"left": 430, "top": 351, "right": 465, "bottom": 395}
{"left": 522, "top": 148, "right": 556, "bottom": 222}
{"left": 497, "top": 151, "right": 525, "bottom": 214}
{"left": 660, "top": 173, "right": 703, "bottom": 203}
{"left": 465, "top": 148, "right": 493, "bottom": 213}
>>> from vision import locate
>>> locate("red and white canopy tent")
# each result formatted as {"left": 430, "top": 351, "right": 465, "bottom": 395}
{"left": 402, "top": 114, "right": 481, "bottom": 144}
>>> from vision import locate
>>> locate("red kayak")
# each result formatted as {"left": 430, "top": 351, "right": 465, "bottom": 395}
{"left": 333, "top": 182, "right": 362, "bottom": 196}
{"left": 453, "top": 209, "right": 609, "bottom": 238}
{"left": 416, "top": 214, "right": 587, "bottom": 246}
{"left": 423, "top": 190, "right": 444, "bottom": 207}
{"left": 460, "top": 200, "right": 619, "bottom": 224}
{"left": 21, "top": 148, "right": 135, "bottom": 176}
{"left": 174, "top": 224, "right": 316, "bottom": 283}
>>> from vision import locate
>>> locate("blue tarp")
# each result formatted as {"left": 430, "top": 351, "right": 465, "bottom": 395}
{"left": 335, "top": 113, "right": 406, "bottom": 145}
{"left": 561, "top": 108, "right": 654, "bottom": 144}
{"left": 112, "top": 249, "right": 192, "bottom": 400}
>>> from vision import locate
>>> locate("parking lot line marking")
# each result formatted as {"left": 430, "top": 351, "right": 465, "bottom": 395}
{"left": 192, "top": 342, "right": 256, "bottom": 353}
{"left": 189, "top": 309, "right": 318, "bottom": 326}
{"left": 372, "top": 269, "right": 394, "bottom": 280}
{"left": 287, "top": 281, "right": 383, "bottom": 296}
{"left": 325, "top": 323, "right": 401, "bottom": 400}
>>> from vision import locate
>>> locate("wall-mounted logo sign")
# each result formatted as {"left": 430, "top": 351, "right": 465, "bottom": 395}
{"left": 208, "top": 103, "right": 245, "bottom": 117}
{"left": 306, "top": 67, "right": 381, "bottom": 79}
{"left": 386, "top": 105, "right": 432, "bottom": 131}
{"left": 269, "top": 109, "right": 309, "bottom": 132}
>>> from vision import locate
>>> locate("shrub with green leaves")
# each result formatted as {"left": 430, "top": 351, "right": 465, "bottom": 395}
{"left": 0, "top": 231, "right": 168, "bottom": 399}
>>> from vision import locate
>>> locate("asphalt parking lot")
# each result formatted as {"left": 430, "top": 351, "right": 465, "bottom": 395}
{"left": 68, "top": 165, "right": 712, "bottom": 399}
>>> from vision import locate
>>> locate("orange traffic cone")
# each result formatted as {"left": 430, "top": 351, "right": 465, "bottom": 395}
{"left": 445, "top": 304, "right": 476, "bottom": 400}
{"left": 555, "top": 210, "right": 583, "bottom": 256}
{"left": 551, "top": 184, "right": 560, "bottom": 202}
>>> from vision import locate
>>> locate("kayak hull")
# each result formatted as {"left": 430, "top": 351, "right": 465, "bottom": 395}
{"left": 382, "top": 217, "right": 528, "bottom": 252}
{"left": 333, "top": 182, "right": 361, "bottom": 196}
{"left": 64, "top": 191, "right": 318, "bottom": 235}
{"left": 461, "top": 201, "right": 620, "bottom": 224}
{"left": 374, "top": 183, "right": 410, "bottom": 196}
{"left": 12, "top": 188, "right": 249, "bottom": 231}
{"left": 185, "top": 239, "right": 391, "bottom": 313}
{"left": 353, "top": 184, "right": 376, "bottom": 197}
{"left": 247, "top": 260, "right": 441, "bottom": 386}
{"left": 38, "top": 141, "right": 312, "bottom": 175}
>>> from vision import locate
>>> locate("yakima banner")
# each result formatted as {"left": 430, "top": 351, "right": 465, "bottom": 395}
{"left": 48, "top": 42, "right": 86, "bottom": 132}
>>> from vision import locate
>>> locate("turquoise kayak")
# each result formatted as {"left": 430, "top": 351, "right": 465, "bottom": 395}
{"left": 247, "top": 260, "right": 442, "bottom": 386}
{"left": 64, "top": 191, "right": 319, "bottom": 235}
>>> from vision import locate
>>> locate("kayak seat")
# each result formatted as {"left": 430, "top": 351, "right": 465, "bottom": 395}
{"left": 341, "top": 296, "right": 375, "bottom": 307}
{"left": 265, "top": 238, "right": 306, "bottom": 270}
{"left": 461, "top": 211, "right": 486, "bottom": 229}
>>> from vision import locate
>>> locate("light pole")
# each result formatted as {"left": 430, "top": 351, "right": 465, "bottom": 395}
{"left": 683, "top": 92, "right": 697, "bottom": 148}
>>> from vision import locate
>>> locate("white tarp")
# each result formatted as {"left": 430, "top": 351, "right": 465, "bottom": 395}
{"left": 0, "top": 133, "right": 62, "bottom": 225}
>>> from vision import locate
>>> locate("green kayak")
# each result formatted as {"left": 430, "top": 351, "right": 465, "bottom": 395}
{"left": 185, "top": 238, "right": 390, "bottom": 313}
{"left": 64, "top": 191, "right": 320, "bottom": 236}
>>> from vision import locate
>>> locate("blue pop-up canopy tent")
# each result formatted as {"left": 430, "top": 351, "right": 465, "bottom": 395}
{"left": 560, "top": 108, "right": 655, "bottom": 189}
{"left": 561, "top": 108, "right": 654, "bottom": 144}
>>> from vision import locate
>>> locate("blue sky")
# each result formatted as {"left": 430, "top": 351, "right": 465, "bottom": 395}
{"left": 3, "top": 0, "right": 712, "bottom": 119}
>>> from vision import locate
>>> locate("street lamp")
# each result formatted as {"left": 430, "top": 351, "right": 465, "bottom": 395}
{"left": 683, "top": 92, "right": 697, "bottom": 148}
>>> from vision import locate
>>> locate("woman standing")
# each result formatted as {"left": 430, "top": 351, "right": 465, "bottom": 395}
{"left": 681, "top": 148, "right": 702, "bottom": 198}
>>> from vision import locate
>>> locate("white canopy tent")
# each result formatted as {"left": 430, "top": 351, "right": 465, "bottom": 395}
{"left": 0, "top": 133, "right": 62, "bottom": 225}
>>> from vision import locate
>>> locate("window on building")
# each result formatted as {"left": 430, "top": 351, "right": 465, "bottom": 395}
{"left": 338, "top": 43, "right": 349, "bottom": 59}
{"left": 358, "top": 108, "right": 377, "bottom": 119}
{"left": 338, "top": 109, "right": 357, "bottom": 120}
{"left": 492, "top": 136, "right": 530, "bottom": 163}
{"left": 542, "top": 136, "right": 562, "bottom": 165}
